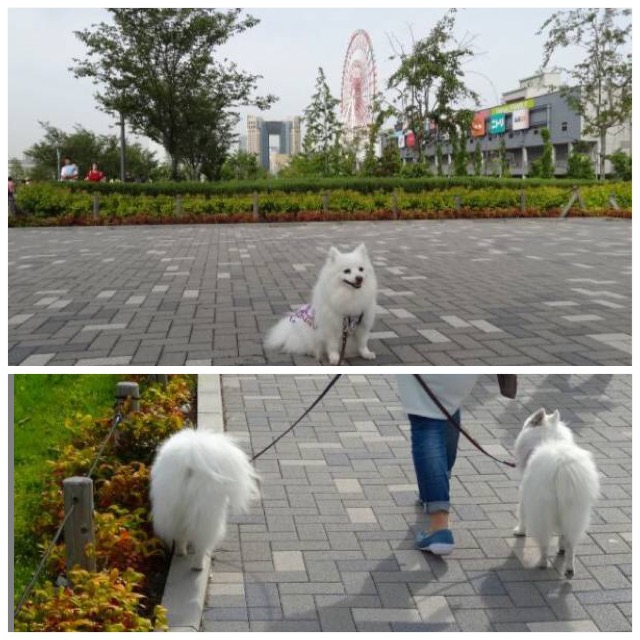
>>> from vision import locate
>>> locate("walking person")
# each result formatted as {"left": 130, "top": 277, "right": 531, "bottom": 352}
{"left": 397, "top": 374, "right": 480, "bottom": 555}
{"left": 397, "top": 374, "right": 517, "bottom": 556}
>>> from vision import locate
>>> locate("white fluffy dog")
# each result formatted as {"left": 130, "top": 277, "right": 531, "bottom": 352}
{"left": 513, "top": 408, "right": 600, "bottom": 578}
{"left": 264, "top": 243, "right": 377, "bottom": 364}
{"left": 150, "top": 429, "right": 259, "bottom": 571}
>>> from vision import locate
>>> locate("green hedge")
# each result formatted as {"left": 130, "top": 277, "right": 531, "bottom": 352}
{"left": 14, "top": 181, "right": 631, "bottom": 222}
{"left": 53, "top": 175, "right": 616, "bottom": 197}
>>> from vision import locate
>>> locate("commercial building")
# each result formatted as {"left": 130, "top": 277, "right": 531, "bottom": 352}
{"left": 395, "top": 71, "right": 631, "bottom": 177}
{"left": 247, "top": 116, "right": 302, "bottom": 172}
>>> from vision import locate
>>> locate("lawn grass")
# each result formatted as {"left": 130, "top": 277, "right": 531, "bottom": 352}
{"left": 13, "top": 374, "right": 122, "bottom": 603}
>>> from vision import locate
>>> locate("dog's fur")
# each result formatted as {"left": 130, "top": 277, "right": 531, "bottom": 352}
{"left": 150, "top": 429, "right": 259, "bottom": 571}
{"left": 265, "top": 243, "right": 377, "bottom": 364}
{"left": 513, "top": 408, "right": 600, "bottom": 578}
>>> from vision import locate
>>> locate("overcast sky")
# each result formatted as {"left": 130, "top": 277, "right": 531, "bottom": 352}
{"left": 7, "top": 7, "right": 604, "bottom": 160}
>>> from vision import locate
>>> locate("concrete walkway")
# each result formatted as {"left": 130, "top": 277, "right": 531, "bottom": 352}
{"left": 201, "top": 374, "right": 631, "bottom": 632}
{"left": 8, "top": 219, "right": 631, "bottom": 365}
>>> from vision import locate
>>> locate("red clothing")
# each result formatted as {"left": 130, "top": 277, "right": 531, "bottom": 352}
{"left": 85, "top": 170, "right": 105, "bottom": 182}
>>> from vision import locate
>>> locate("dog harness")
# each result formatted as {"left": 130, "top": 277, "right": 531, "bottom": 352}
{"left": 289, "top": 303, "right": 317, "bottom": 329}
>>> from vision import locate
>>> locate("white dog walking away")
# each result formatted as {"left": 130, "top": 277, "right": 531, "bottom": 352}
{"left": 150, "top": 429, "right": 259, "bottom": 571}
{"left": 513, "top": 408, "right": 600, "bottom": 578}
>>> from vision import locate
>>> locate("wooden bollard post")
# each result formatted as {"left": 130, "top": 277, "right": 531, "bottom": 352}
{"left": 322, "top": 191, "right": 329, "bottom": 215}
{"left": 175, "top": 194, "right": 184, "bottom": 217}
{"left": 252, "top": 191, "right": 260, "bottom": 221}
{"left": 391, "top": 190, "right": 399, "bottom": 220}
{"left": 92, "top": 193, "right": 99, "bottom": 219}
{"left": 454, "top": 195, "right": 462, "bottom": 212}
{"left": 520, "top": 190, "right": 526, "bottom": 215}
{"left": 116, "top": 381, "right": 140, "bottom": 412}
{"left": 63, "top": 477, "right": 96, "bottom": 573}
{"left": 560, "top": 186, "right": 581, "bottom": 218}
{"left": 609, "top": 194, "right": 620, "bottom": 211}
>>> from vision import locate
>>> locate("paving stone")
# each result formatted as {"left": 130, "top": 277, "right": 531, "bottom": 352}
{"left": 8, "top": 220, "right": 631, "bottom": 365}
{"left": 200, "top": 374, "right": 631, "bottom": 632}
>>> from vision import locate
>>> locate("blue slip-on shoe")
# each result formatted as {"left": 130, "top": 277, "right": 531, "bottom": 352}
{"left": 415, "top": 528, "right": 455, "bottom": 555}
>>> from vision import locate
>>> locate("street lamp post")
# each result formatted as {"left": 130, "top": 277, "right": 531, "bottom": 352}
{"left": 119, "top": 111, "right": 126, "bottom": 182}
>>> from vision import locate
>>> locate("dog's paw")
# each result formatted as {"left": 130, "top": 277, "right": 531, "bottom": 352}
{"left": 328, "top": 352, "right": 340, "bottom": 365}
{"left": 512, "top": 525, "right": 526, "bottom": 537}
{"left": 359, "top": 348, "right": 376, "bottom": 360}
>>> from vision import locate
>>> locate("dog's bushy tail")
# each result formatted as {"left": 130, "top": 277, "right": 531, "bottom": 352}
{"left": 264, "top": 315, "right": 314, "bottom": 355}
{"left": 555, "top": 447, "right": 600, "bottom": 545}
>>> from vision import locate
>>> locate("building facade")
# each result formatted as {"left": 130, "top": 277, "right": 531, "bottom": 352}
{"left": 395, "top": 71, "right": 631, "bottom": 177}
{"left": 246, "top": 116, "right": 302, "bottom": 172}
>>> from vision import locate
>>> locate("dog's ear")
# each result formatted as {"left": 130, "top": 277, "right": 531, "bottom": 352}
{"left": 355, "top": 243, "right": 368, "bottom": 257}
{"left": 327, "top": 246, "right": 340, "bottom": 262}
{"left": 550, "top": 409, "right": 561, "bottom": 423}
{"left": 529, "top": 407, "right": 546, "bottom": 427}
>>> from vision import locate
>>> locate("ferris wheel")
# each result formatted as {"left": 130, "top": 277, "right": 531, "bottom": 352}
{"left": 340, "top": 29, "right": 377, "bottom": 138}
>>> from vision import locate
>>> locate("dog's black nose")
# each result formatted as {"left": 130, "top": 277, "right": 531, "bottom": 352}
{"left": 355, "top": 275, "right": 363, "bottom": 284}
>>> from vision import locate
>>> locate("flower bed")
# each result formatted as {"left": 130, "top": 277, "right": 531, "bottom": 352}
{"left": 14, "top": 375, "right": 196, "bottom": 632}
{"left": 10, "top": 182, "right": 631, "bottom": 226}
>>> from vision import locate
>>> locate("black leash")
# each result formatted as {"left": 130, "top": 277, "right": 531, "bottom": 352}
{"left": 250, "top": 374, "right": 342, "bottom": 462}
{"left": 337, "top": 312, "right": 364, "bottom": 366}
{"left": 413, "top": 374, "right": 516, "bottom": 468}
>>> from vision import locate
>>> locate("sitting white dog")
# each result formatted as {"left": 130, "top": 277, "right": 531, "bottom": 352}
{"left": 265, "top": 243, "right": 377, "bottom": 364}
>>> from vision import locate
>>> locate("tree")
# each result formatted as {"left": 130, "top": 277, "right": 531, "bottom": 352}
{"left": 538, "top": 9, "right": 632, "bottom": 179}
{"left": 451, "top": 129, "right": 468, "bottom": 176}
{"left": 378, "top": 141, "right": 403, "bottom": 177}
{"left": 472, "top": 141, "right": 483, "bottom": 177}
{"left": 529, "top": 128, "right": 554, "bottom": 178}
{"left": 499, "top": 137, "right": 510, "bottom": 178}
{"left": 387, "top": 10, "right": 479, "bottom": 162}
{"left": 220, "top": 150, "right": 267, "bottom": 181}
{"left": 23, "top": 122, "right": 158, "bottom": 181}
{"left": 8, "top": 158, "right": 30, "bottom": 182}
{"left": 71, "top": 9, "right": 276, "bottom": 180}
{"left": 302, "top": 67, "right": 343, "bottom": 176}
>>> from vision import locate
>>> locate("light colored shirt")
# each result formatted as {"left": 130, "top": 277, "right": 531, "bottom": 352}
{"left": 60, "top": 163, "right": 78, "bottom": 180}
{"left": 396, "top": 375, "right": 480, "bottom": 419}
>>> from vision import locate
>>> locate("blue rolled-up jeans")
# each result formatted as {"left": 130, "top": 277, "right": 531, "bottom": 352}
{"left": 409, "top": 411, "right": 461, "bottom": 514}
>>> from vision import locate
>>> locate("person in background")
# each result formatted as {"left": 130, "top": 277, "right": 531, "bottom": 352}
{"left": 85, "top": 162, "right": 106, "bottom": 182}
{"left": 60, "top": 157, "right": 79, "bottom": 181}
{"left": 396, "top": 374, "right": 480, "bottom": 556}
{"left": 8, "top": 176, "right": 17, "bottom": 215}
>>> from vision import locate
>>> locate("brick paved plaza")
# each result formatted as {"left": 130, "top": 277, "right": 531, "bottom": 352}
{"left": 203, "top": 374, "right": 631, "bottom": 632}
{"left": 8, "top": 219, "right": 631, "bottom": 366}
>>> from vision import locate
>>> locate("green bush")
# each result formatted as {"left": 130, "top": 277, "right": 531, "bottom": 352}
{"left": 608, "top": 150, "right": 631, "bottom": 181}
{"left": 567, "top": 152, "right": 596, "bottom": 180}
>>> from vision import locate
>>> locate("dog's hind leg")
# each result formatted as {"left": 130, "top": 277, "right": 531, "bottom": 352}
{"left": 535, "top": 532, "right": 552, "bottom": 569}
{"left": 561, "top": 537, "right": 577, "bottom": 578}
{"left": 513, "top": 499, "right": 526, "bottom": 537}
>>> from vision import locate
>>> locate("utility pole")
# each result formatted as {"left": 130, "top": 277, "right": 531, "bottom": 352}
{"left": 119, "top": 111, "right": 126, "bottom": 182}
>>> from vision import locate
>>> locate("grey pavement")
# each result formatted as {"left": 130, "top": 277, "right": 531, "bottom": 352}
{"left": 202, "top": 374, "right": 631, "bottom": 632}
{"left": 8, "top": 219, "right": 631, "bottom": 366}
